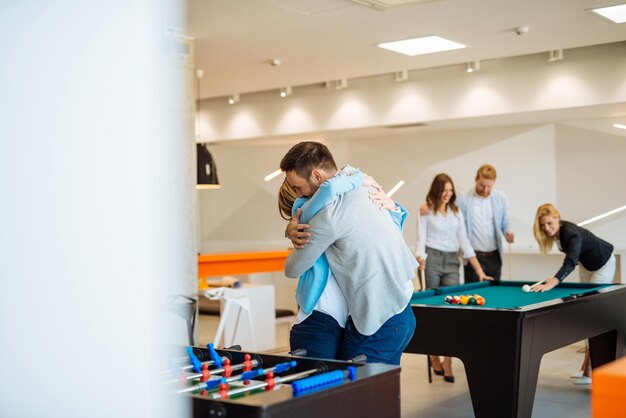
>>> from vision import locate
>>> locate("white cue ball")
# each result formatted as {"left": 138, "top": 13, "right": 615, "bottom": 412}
{"left": 522, "top": 284, "right": 531, "bottom": 293}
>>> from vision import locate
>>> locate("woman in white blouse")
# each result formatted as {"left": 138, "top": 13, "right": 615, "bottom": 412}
{"left": 416, "top": 173, "right": 490, "bottom": 382}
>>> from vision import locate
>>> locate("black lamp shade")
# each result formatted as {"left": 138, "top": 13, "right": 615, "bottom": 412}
{"left": 196, "top": 143, "right": 220, "bottom": 189}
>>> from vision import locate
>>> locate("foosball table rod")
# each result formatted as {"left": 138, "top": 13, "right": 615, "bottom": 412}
{"left": 211, "top": 365, "right": 357, "bottom": 399}
{"left": 177, "top": 360, "right": 297, "bottom": 394}
{"left": 164, "top": 354, "right": 260, "bottom": 385}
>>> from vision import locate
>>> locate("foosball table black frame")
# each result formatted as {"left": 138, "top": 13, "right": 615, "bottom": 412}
{"left": 183, "top": 346, "right": 401, "bottom": 418}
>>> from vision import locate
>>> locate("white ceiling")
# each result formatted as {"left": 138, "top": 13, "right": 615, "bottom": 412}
{"left": 187, "top": 0, "right": 626, "bottom": 100}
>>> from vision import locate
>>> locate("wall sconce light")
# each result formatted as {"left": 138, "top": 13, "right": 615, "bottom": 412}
{"left": 227, "top": 94, "right": 239, "bottom": 105}
{"left": 548, "top": 49, "right": 563, "bottom": 62}
{"left": 196, "top": 143, "right": 221, "bottom": 189}
{"left": 387, "top": 180, "right": 405, "bottom": 198}
{"left": 279, "top": 86, "right": 292, "bottom": 98}
{"left": 578, "top": 204, "right": 626, "bottom": 226}
{"left": 466, "top": 61, "right": 480, "bottom": 73}
{"left": 394, "top": 70, "right": 408, "bottom": 82}
{"left": 264, "top": 169, "right": 282, "bottom": 182}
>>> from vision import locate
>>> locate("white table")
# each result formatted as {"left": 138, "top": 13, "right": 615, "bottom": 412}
{"left": 204, "top": 284, "right": 276, "bottom": 351}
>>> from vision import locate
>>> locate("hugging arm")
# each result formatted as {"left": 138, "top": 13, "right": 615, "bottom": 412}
{"left": 284, "top": 211, "right": 337, "bottom": 278}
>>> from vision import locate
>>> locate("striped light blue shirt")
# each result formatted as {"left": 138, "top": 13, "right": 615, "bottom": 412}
{"left": 416, "top": 207, "right": 475, "bottom": 260}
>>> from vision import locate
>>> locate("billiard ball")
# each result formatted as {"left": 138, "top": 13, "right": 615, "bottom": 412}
{"left": 522, "top": 284, "right": 531, "bottom": 293}
{"left": 444, "top": 295, "right": 453, "bottom": 304}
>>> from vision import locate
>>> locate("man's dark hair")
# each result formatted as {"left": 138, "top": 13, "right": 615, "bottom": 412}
{"left": 280, "top": 141, "right": 338, "bottom": 179}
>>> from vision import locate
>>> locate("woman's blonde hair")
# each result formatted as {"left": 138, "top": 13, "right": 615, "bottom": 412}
{"left": 533, "top": 203, "right": 561, "bottom": 254}
{"left": 278, "top": 179, "right": 298, "bottom": 220}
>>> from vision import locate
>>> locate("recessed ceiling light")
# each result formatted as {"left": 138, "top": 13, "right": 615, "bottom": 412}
{"left": 378, "top": 35, "right": 466, "bottom": 56}
{"left": 589, "top": 3, "right": 626, "bottom": 23}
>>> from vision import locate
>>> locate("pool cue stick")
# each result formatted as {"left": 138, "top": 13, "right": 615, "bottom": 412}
{"left": 508, "top": 242, "right": 512, "bottom": 280}
{"left": 419, "top": 267, "right": 432, "bottom": 384}
{"left": 415, "top": 212, "right": 425, "bottom": 292}
{"left": 529, "top": 279, "right": 547, "bottom": 291}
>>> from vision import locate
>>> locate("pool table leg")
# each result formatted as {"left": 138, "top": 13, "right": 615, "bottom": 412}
{"left": 462, "top": 349, "right": 541, "bottom": 418}
{"left": 589, "top": 329, "right": 621, "bottom": 369}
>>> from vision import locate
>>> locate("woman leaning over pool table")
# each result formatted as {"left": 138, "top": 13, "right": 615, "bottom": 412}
{"left": 530, "top": 203, "right": 616, "bottom": 384}
{"left": 531, "top": 203, "right": 615, "bottom": 292}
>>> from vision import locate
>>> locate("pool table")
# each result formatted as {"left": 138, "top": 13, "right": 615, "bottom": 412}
{"left": 404, "top": 281, "right": 626, "bottom": 418}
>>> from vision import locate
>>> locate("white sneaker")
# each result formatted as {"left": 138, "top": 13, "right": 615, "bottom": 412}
{"left": 570, "top": 370, "right": 584, "bottom": 379}
{"left": 574, "top": 376, "right": 592, "bottom": 385}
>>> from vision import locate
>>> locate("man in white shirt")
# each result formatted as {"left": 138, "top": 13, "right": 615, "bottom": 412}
{"left": 456, "top": 164, "right": 514, "bottom": 282}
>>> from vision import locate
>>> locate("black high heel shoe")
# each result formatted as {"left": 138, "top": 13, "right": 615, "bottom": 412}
{"left": 442, "top": 363, "right": 455, "bottom": 383}
{"left": 429, "top": 356, "right": 444, "bottom": 376}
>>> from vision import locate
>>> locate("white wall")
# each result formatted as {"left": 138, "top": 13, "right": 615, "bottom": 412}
{"left": 1, "top": 2, "right": 193, "bottom": 418}
{"left": 198, "top": 122, "right": 626, "bottom": 291}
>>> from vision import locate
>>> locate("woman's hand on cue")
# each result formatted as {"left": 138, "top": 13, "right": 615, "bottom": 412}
{"left": 530, "top": 277, "right": 559, "bottom": 292}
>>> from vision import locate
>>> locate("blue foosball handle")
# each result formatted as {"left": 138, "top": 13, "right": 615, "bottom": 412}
{"left": 207, "top": 343, "right": 223, "bottom": 368}
{"left": 204, "top": 377, "right": 226, "bottom": 390}
{"left": 186, "top": 347, "right": 203, "bottom": 373}
{"left": 291, "top": 370, "right": 345, "bottom": 397}
{"left": 275, "top": 361, "right": 297, "bottom": 374}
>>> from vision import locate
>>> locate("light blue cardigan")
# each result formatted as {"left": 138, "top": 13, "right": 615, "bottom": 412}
{"left": 292, "top": 167, "right": 407, "bottom": 314}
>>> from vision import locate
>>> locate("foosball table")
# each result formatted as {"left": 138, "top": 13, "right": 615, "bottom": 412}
{"left": 164, "top": 344, "right": 401, "bottom": 418}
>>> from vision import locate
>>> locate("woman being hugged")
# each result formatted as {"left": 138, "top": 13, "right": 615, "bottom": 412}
{"left": 415, "top": 173, "right": 490, "bottom": 382}
{"left": 279, "top": 166, "right": 408, "bottom": 360}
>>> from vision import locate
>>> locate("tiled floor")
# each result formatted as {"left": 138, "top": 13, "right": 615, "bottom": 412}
{"left": 197, "top": 315, "right": 591, "bottom": 418}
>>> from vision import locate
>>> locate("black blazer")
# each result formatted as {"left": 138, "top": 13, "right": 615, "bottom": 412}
{"left": 555, "top": 220, "right": 614, "bottom": 281}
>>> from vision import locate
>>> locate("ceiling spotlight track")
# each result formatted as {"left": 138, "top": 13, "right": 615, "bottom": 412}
{"left": 279, "top": 86, "right": 292, "bottom": 98}
{"left": 326, "top": 79, "right": 348, "bottom": 90}
{"left": 466, "top": 61, "right": 480, "bottom": 73}
{"left": 548, "top": 49, "right": 563, "bottom": 62}
{"left": 394, "top": 70, "right": 408, "bottom": 82}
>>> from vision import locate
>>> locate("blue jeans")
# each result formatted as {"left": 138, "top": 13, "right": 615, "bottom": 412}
{"left": 339, "top": 303, "right": 416, "bottom": 365}
{"left": 289, "top": 310, "right": 344, "bottom": 359}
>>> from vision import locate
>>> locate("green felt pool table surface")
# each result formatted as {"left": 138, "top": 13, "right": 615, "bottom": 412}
{"left": 410, "top": 280, "right": 613, "bottom": 310}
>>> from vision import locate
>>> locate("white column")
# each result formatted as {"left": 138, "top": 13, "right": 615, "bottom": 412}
{"left": 0, "top": 1, "right": 192, "bottom": 418}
